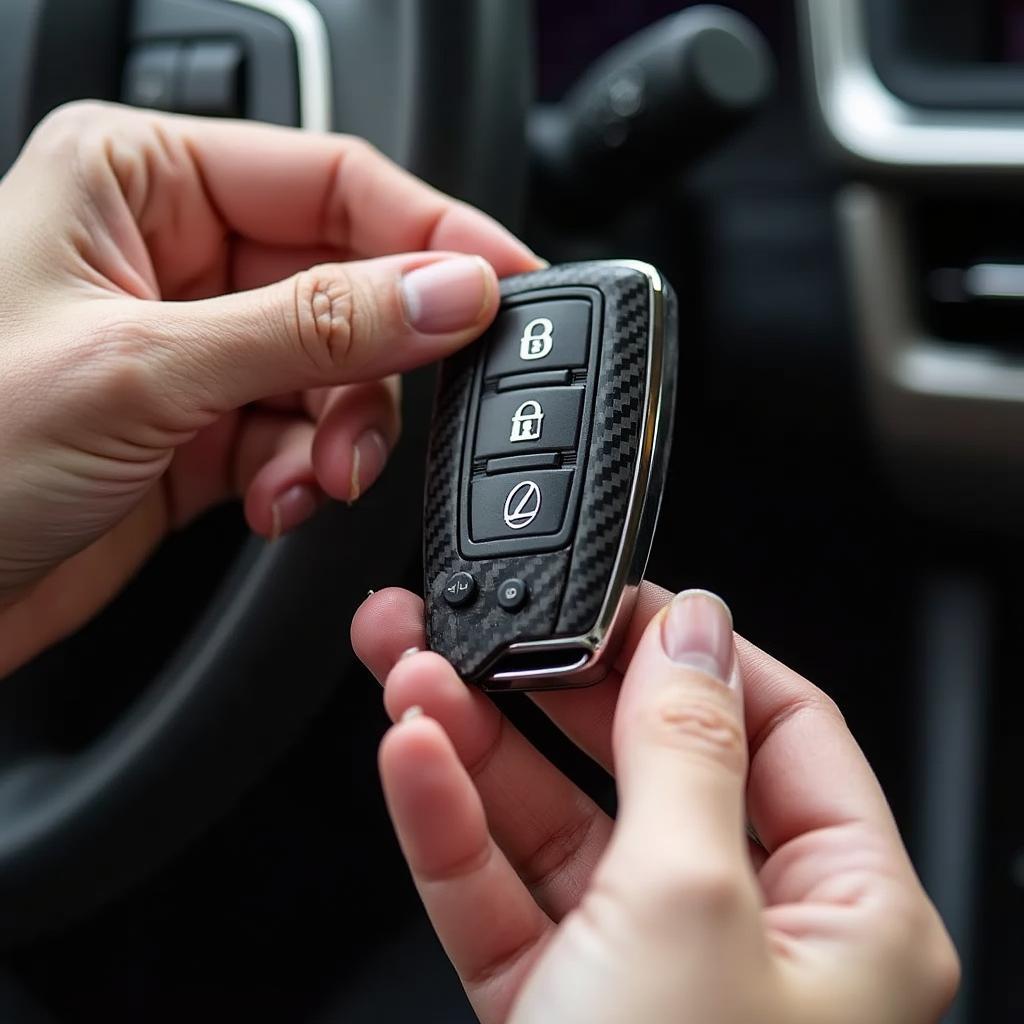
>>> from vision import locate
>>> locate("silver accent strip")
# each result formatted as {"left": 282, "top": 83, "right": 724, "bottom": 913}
{"left": 489, "top": 649, "right": 589, "bottom": 684}
{"left": 222, "top": 0, "right": 332, "bottom": 133}
{"left": 801, "top": 0, "right": 1024, "bottom": 171}
{"left": 484, "top": 260, "right": 670, "bottom": 689}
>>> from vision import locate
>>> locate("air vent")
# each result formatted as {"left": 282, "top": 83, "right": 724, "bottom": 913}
{"left": 913, "top": 198, "right": 1024, "bottom": 354}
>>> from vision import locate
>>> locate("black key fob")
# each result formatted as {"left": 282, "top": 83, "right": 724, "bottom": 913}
{"left": 424, "top": 260, "right": 677, "bottom": 691}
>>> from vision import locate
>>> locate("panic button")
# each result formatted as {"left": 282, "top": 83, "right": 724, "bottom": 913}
{"left": 484, "top": 300, "right": 591, "bottom": 379}
{"left": 470, "top": 469, "right": 574, "bottom": 541}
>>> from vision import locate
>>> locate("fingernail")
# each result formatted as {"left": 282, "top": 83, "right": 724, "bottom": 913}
{"left": 269, "top": 484, "right": 319, "bottom": 540}
{"left": 348, "top": 429, "right": 389, "bottom": 503}
{"left": 400, "top": 256, "right": 491, "bottom": 333}
{"left": 399, "top": 647, "right": 421, "bottom": 661}
{"left": 661, "top": 589, "right": 737, "bottom": 686}
{"left": 401, "top": 705, "right": 424, "bottom": 722}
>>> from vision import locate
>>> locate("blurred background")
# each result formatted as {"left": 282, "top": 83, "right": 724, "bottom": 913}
{"left": 0, "top": 1, "right": 1021, "bottom": 1021}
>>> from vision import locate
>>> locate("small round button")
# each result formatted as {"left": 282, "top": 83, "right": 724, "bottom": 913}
{"left": 497, "top": 578, "right": 529, "bottom": 612}
{"left": 443, "top": 571, "right": 477, "bottom": 607}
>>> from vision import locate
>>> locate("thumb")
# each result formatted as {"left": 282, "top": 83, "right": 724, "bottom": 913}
{"left": 137, "top": 252, "right": 497, "bottom": 411}
{"left": 600, "top": 590, "right": 757, "bottom": 914}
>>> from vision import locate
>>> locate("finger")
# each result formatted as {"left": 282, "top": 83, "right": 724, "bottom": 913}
{"left": 532, "top": 581, "right": 674, "bottom": 770}
{"left": 353, "top": 587, "right": 906, "bottom": 858}
{"left": 356, "top": 587, "right": 771, "bottom": 881}
{"left": 382, "top": 652, "right": 613, "bottom": 919}
{"left": 380, "top": 713, "right": 551, "bottom": 1024}
{"left": 602, "top": 590, "right": 757, "bottom": 905}
{"left": 178, "top": 118, "right": 542, "bottom": 274}
{"left": 742, "top": 648, "right": 961, "bottom": 1024}
{"left": 236, "top": 374, "right": 401, "bottom": 534}
{"left": 232, "top": 416, "right": 321, "bottom": 540}
{"left": 350, "top": 582, "right": 675, "bottom": 771}
{"left": 350, "top": 582, "right": 672, "bottom": 686}
{"left": 311, "top": 377, "right": 401, "bottom": 502}
{"left": 135, "top": 251, "right": 498, "bottom": 412}
{"left": 351, "top": 587, "right": 427, "bottom": 679}
{"left": 165, "top": 406, "right": 327, "bottom": 536}
{"left": 741, "top": 636, "right": 910, "bottom": 862}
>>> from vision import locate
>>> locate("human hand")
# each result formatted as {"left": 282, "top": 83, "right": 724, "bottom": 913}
{"left": 0, "top": 101, "right": 539, "bottom": 672}
{"left": 352, "top": 584, "right": 959, "bottom": 1024}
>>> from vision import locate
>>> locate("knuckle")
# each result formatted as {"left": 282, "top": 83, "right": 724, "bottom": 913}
{"left": 37, "top": 99, "right": 109, "bottom": 134}
{"left": 22, "top": 102, "right": 142, "bottom": 203}
{"left": 74, "top": 316, "right": 161, "bottom": 407}
{"left": 520, "top": 806, "right": 600, "bottom": 893}
{"left": 814, "top": 689, "right": 845, "bottom": 724}
{"left": 290, "top": 266, "right": 367, "bottom": 373}
{"left": 28, "top": 100, "right": 116, "bottom": 157}
{"left": 647, "top": 693, "right": 746, "bottom": 775}
{"left": 338, "top": 133, "right": 378, "bottom": 160}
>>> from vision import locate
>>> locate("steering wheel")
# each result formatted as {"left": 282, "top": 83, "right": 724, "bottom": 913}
{"left": 0, "top": 0, "right": 531, "bottom": 945}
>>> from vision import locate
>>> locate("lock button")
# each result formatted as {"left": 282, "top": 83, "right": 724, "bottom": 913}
{"left": 483, "top": 300, "right": 591, "bottom": 380}
{"left": 475, "top": 387, "right": 585, "bottom": 460}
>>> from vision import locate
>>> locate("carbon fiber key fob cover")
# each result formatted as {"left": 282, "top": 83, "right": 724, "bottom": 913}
{"left": 424, "top": 261, "right": 678, "bottom": 691}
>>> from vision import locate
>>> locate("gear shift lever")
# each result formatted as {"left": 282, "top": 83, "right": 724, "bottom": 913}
{"left": 530, "top": 5, "right": 775, "bottom": 218}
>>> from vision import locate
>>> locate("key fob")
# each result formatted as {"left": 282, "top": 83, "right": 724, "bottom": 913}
{"left": 423, "top": 260, "right": 677, "bottom": 691}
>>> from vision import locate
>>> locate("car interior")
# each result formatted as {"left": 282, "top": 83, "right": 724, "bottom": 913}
{"left": 0, "top": 1, "right": 1020, "bottom": 1020}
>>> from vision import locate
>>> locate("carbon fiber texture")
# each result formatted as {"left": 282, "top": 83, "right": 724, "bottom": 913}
{"left": 424, "top": 262, "right": 652, "bottom": 681}
{"left": 556, "top": 272, "right": 649, "bottom": 634}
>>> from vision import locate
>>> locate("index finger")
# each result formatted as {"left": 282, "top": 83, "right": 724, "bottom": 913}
{"left": 179, "top": 116, "right": 541, "bottom": 274}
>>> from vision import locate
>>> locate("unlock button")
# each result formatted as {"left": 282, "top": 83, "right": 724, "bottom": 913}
{"left": 483, "top": 300, "right": 591, "bottom": 379}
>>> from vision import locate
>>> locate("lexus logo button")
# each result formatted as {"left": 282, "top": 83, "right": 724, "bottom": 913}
{"left": 502, "top": 480, "right": 542, "bottom": 530}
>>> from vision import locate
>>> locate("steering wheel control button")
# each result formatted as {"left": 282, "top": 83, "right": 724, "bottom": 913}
{"left": 123, "top": 43, "right": 183, "bottom": 111}
{"left": 484, "top": 300, "right": 591, "bottom": 379}
{"left": 442, "top": 571, "right": 477, "bottom": 608}
{"left": 497, "top": 578, "right": 529, "bottom": 612}
{"left": 470, "top": 470, "right": 574, "bottom": 541}
{"left": 475, "top": 388, "right": 585, "bottom": 459}
{"left": 180, "top": 41, "right": 245, "bottom": 117}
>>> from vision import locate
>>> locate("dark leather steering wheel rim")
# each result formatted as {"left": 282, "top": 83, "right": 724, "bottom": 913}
{"left": 0, "top": 0, "right": 531, "bottom": 946}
